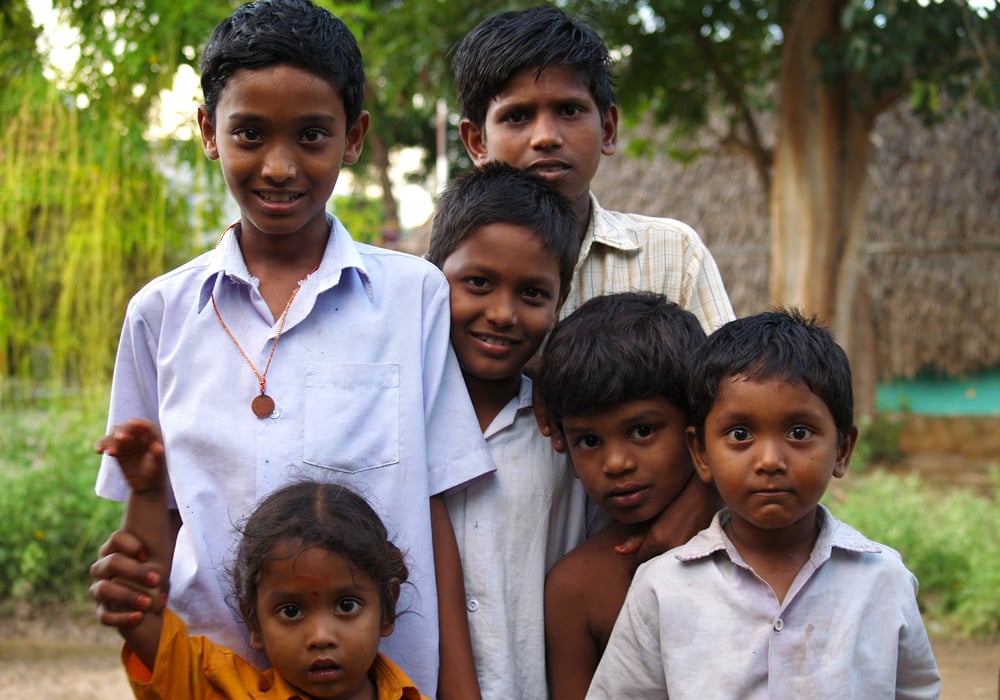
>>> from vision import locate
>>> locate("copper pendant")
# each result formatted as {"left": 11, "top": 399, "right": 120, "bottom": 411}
{"left": 251, "top": 393, "right": 275, "bottom": 418}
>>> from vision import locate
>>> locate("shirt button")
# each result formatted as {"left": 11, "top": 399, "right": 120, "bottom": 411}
{"left": 467, "top": 599, "right": 479, "bottom": 613}
{"left": 773, "top": 617, "right": 784, "bottom": 631}
{"left": 269, "top": 408, "right": 281, "bottom": 419}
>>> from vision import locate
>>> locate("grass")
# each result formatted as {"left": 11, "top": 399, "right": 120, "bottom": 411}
{"left": 1, "top": 401, "right": 998, "bottom": 638}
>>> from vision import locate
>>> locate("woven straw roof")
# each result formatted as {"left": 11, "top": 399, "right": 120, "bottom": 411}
{"left": 591, "top": 103, "right": 1000, "bottom": 380}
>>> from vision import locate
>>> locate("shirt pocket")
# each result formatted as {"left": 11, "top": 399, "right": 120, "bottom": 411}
{"left": 303, "top": 363, "right": 400, "bottom": 473}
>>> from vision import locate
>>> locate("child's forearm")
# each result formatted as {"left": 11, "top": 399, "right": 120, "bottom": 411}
{"left": 119, "top": 486, "right": 171, "bottom": 671}
{"left": 429, "top": 495, "right": 482, "bottom": 700}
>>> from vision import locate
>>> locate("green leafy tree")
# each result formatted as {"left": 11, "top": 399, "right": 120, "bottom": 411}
{"left": 567, "top": 0, "right": 999, "bottom": 410}
{"left": 0, "top": 0, "right": 217, "bottom": 401}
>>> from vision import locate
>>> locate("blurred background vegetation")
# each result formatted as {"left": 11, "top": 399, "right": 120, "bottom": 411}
{"left": 1, "top": 0, "right": 998, "bottom": 636}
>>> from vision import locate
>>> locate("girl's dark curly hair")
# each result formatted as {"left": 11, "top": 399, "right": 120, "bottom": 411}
{"left": 231, "top": 481, "right": 409, "bottom": 636}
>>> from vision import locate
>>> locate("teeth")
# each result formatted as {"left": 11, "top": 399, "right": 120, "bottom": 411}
{"left": 260, "top": 192, "right": 299, "bottom": 202}
{"left": 474, "top": 334, "right": 513, "bottom": 346}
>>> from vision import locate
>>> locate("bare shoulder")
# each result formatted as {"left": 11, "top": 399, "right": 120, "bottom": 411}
{"left": 547, "top": 528, "right": 633, "bottom": 613}
{"left": 548, "top": 529, "right": 620, "bottom": 589}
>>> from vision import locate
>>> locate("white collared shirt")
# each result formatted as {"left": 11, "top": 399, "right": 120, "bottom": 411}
{"left": 562, "top": 194, "right": 735, "bottom": 332}
{"left": 587, "top": 505, "right": 941, "bottom": 700}
{"left": 96, "top": 216, "right": 494, "bottom": 694}
{"left": 446, "top": 375, "right": 590, "bottom": 700}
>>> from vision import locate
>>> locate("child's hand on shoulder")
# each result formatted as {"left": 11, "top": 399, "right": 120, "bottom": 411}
{"left": 95, "top": 419, "right": 166, "bottom": 494}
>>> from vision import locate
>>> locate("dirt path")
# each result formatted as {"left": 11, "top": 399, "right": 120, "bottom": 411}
{"left": 0, "top": 604, "right": 997, "bottom": 699}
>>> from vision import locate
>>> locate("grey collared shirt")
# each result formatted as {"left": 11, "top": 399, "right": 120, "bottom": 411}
{"left": 587, "top": 505, "right": 941, "bottom": 699}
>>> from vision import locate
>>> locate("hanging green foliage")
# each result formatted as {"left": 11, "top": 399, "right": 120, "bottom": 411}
{"left": 0, "top": 68, "right": 221, "bottom": 405}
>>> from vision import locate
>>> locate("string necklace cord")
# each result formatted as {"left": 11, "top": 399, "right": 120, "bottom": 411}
{"left": 211, "top": 262, "right": 320, "bottom": 417}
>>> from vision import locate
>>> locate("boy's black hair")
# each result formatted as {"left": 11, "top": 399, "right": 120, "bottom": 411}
{"left": 538, "top": 292, "right": 706, "bottom": 423}
{"left": 426, "top": 162, "right": 580, "bottom": 298}
{"left": 200, "top": 0, "right": 365, "bottom": 128}
{"left": 232, "top": 481, "right": 408, "bottom": 637}
{"left": 452, "top": 5, "right": 615, "bottom": 127}
{"left": 687, "top": 309, "right": 855, "bottom": 444}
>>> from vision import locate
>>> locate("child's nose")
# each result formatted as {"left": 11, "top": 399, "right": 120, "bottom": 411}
{"left": 753, "top": 438, "right": 787, "bottom": 474}
{"left": 305, "top": 616, "right": 339, "bottom": 649}
{"left": 603, "top": 444, "right": 636, "bottom": 476}
{"left": 530, "top": 112, "right": 563, "bottom": 150}
{"left": 262, "top": 143, "right": 297, "bottom": 182}
{"left": 484, "top": 293, "right": 517, "bottom": 327}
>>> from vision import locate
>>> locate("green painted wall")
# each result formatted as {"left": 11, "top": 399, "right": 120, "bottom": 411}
{"left": 877, "top": 370, "right": 1000, "bottom": 416}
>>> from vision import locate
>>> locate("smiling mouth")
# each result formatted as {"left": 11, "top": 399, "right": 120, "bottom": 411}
{"left": 472, "top": 332, "right": 518, "bottom": 347}
{"left": 258, "top": 191, "right": 303, "bottom": 203}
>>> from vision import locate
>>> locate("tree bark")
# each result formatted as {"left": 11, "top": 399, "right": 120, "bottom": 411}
{"left": 771, "top": 0, "right": 878, "bottom": 415}
{"left": 367, "top": 132, "right": 400, "bottom": 242}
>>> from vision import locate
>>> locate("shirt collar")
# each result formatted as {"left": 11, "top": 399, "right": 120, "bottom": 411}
{"left": 196, "top": 214, "right": 374, "bottom": 313}
{"left": 482, "top": 375, "right": 533, "bottom": 439}
{"left": 673, "top": 504, "right": 882, "bottom": 567}
{"left": 252, "top": 669, "right": 305, "bottom": 699}
{"left": 251, "top": 654, "right": 423, "bottom": 699}
{"left": 579, "top": 192, "right": 642, "bottom": 261}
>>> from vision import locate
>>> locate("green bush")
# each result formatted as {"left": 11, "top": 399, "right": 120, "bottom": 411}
{"left": 853, "top": 411, "right": 905, "bottom": 469}
{"left": 0, "top": 401, "right": 121, "bottom": 601}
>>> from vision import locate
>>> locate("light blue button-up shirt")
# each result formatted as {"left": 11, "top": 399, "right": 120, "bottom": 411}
{"left": 96, "top": 216, "right": 494, "bottom": 694}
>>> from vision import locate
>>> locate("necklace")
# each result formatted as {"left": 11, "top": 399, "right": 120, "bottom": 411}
{"left": 211, "top": 264, "right": 319, "bottom": 418}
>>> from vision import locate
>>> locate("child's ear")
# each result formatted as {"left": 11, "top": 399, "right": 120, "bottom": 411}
{"left": 197, "top": 105, "right": 220, "bottom": 161}
{"left": 833, "top": 425, "right": 859, "bottom": 478}
{"left": 686, "top": 426, "right": 714, "bottom": 484}
{"left": 600, "top": 105, "right": 619, "bottom": 157}
{"left": 342, "top": 110, "right": 370, "bottom": 165}
{"left": 380, "top": 579, "right": 401, "bottom": 638}
{"left": 459, "top": 118, "right": 491, "bottom": 167}
{"left": 248, "top": 623, "right": 265, "bottom": 651}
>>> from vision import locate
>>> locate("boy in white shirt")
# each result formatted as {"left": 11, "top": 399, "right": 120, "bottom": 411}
{"left": 426, "top": 163, "right": 584, "bottom": 700}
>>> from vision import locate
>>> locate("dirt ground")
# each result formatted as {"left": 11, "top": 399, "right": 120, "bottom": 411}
{"left": 0, "top": 601, "right": 997, "bottom": 699}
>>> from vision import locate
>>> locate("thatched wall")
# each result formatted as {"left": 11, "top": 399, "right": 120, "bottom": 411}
{"left": 591, "top": 103, "right": 1000, "bottom": 380}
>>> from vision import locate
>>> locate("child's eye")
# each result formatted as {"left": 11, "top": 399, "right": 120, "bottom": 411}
{"left": 575, "top": 435, "right": 601, "bottom": 449}
{"left": 629, "top": 425, "right": 653, "bottom": 439}
{"left": 234, "top": 127, "right": 262, "bottom": 143}
{"left": 466, "top": 277, "right": 489, "bottom": 289}
{"left": 501, "top": 109, "right": 528, "bottom": 124}
{"left": 521, "top": 287, "right": 551, "bottom": 302}
{"left": 788, "top": 426, "right": 813, "bottom": 441}
{"left": 277, "top": 604, "right": 304, "bottom": 620}
{"left": 560, "top": 104, "right": 582, "bottom": 117}
{"left": 727, "top": 427, "right": 751, "bottom": 442}
{"left": 336, "top": 598, "right": 362, "bottom": 615}
{"left": 301, "top": 128, "right": 329, "bottom": 143}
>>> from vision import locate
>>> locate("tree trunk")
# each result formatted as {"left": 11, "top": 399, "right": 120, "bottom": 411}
{"left": 771, "top": 0, "right": 878, "bottom": 416}
{"left": 367, "top": 132, "right": 400, "bottom": 242}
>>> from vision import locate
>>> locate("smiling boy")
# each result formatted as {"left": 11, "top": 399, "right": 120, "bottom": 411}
{"left": 588, "top": 310, "right": 941, "bottom": 699}
{"left": 426, "top": 163, "right": 587, "bottom": 700}
{"left": 90, "top": 2, "right": 491, "bottom": 696}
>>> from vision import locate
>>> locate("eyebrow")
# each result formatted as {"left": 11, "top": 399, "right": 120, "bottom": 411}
{"left": 222, "top": 112, "right": 339, "bottom": 125}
